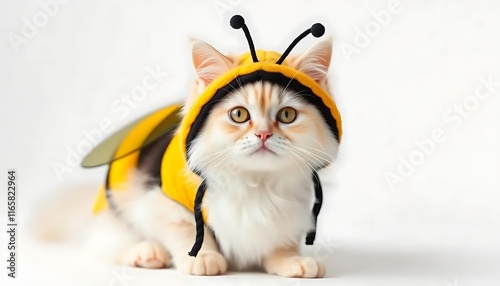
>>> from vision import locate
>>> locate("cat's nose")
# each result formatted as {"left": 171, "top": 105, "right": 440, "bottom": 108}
{"left": 255, "top": 131, "right": 273, "bottom": 142}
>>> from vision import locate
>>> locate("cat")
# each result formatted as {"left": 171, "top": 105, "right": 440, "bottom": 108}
{"left": 43, "top": 37, "right": 339, "bottom": 278}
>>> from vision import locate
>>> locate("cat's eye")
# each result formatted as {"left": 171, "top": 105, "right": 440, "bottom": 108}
{"left": 277, "top": 107, "right": 297, "bottom": 124}
{"left": 229, "top": 106, "right": 250, "bottom": 123}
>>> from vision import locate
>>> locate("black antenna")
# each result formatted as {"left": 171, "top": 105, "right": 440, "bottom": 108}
{"left": 276, "top": 23, "right": 325, "bottom": 65}
{"left": 230, "top": 15, "right": 258, "bottom": 63}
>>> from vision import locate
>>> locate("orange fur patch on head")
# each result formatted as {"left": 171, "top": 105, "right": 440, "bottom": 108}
{"left": 245, "top": 81, "right": 276, "bottom": 117}
{"left": 221, "top": 122, "right": 239, "bottom": 133}
{"left": 262, "top": 82, "right": 272, "bottom": 114}
{"left": 286, "top": 121, "right": 309, "bottom": 134}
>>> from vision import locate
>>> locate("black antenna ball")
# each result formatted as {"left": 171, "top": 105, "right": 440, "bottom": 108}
{"left": 311, "top": 23, "right": 325, "bottom": 38}
{"left": 230, "top": 15, "right": 245, "bottom": 29}
{"left": 230, "top": 15, "right": 259, "bottom": 62}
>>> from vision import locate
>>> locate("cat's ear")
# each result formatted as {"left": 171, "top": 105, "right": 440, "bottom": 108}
{"left": 191, "top": 39, "right": 234, "bottom": 86}
{"left": 291, "top": 38, "right": 332, "bottom": 84}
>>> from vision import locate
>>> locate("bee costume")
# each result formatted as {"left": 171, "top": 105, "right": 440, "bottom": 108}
{"left": 83, "top": 15, "right": 342, "bottom": 257}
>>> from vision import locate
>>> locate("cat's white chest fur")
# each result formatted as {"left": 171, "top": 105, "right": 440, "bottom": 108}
{"left": 204, "top": 170, "right": 314, "bottom": 269}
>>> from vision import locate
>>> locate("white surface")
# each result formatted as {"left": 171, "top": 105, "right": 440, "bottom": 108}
{"left": 1, "top": 0, "right": 500, "bottom": 285}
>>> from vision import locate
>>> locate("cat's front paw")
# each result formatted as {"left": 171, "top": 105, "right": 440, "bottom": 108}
{"left": 177, "top": 251, "right": 227, "bottom": 276}
{"left": 117, "top": 241, "right": 170, "bottom": 269}
{"left": 271, "top": 256, "right": 325, "bottom": 278}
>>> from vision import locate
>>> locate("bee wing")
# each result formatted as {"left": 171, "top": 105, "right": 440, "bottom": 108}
{"left": 81, "top": 103, "right": 182, "bottom": 168}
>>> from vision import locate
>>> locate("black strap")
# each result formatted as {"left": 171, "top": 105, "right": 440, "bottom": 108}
{"left": 188, "top": 180, "right": 207, "bottom": 257}
{"left": 305, "top": 171, "right": 323, "bottom": 245}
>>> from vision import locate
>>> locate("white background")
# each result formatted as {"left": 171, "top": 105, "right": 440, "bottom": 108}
{"left": 1, "top": 0, "right": 499, "bottom": 285}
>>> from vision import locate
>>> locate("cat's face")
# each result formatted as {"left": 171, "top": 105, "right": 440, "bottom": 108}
{"left": 186, "top": 39, "right": 338, "bottom": 174}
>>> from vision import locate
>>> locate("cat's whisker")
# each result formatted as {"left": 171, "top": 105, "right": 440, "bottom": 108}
{"left": 288, "top": 151, "right": 319, "bottom": 191}
{"left": 304, "top": 149, "right": 335, "bottom": 166}
{"left": 278, "top": 70, "right": 300, "bottom": 99}
{"left": 264, "top": 141, "right": 286, "bottom": 153}
{"left": 218, "top": 154, "right": 236, "bottom": 171}
{"left": 290, "top": 146, "right": 328, "bottom": 172}
{"left": 220, "top": 86, "right": 247, "bottom": 102}
{"left": 284, "top": 151, "right": 310, "bottom": 181}
{"left": 236, "top": 77, "right": 251, "bottom": 98}
{"left": 293, "top": 145, "right": 334, "bottom": 163}
{"left": 195, "top": 154, "right": 229, "bottom": 171}
{"left": 210, "top": 152, "right": 232, "bottom": 170}
{"left": 274, "top": 140, "right": 322, "bottom": 167}
{"left": 288, "top": 148, "right": 313, "bottom": 171}
{"left": 196, "top": 148, "right": 230, "bottom": 163}
{"left": 226, "top": 81, "right": 249, "bottom": 100}
{"left": 292, "top": 146, "right": 334, "bottom": 166}
{"left": 193, "top": 149, "right": 229, "bottom": 166}
{"left": 192, "top": 148, "right": 233, "bottom": 171}
{"left": 294, "top": 152, "right": 325, "bottom": 168}
{"left": 198, "top": 155, "right": 231, "bottom": 178}
{"left": 297, "top": 134, "right": 328, "bottom": 152}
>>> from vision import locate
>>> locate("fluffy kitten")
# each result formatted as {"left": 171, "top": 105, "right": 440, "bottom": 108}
{"left": 83, "top": 38, "right": 338, "bottom": 278}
